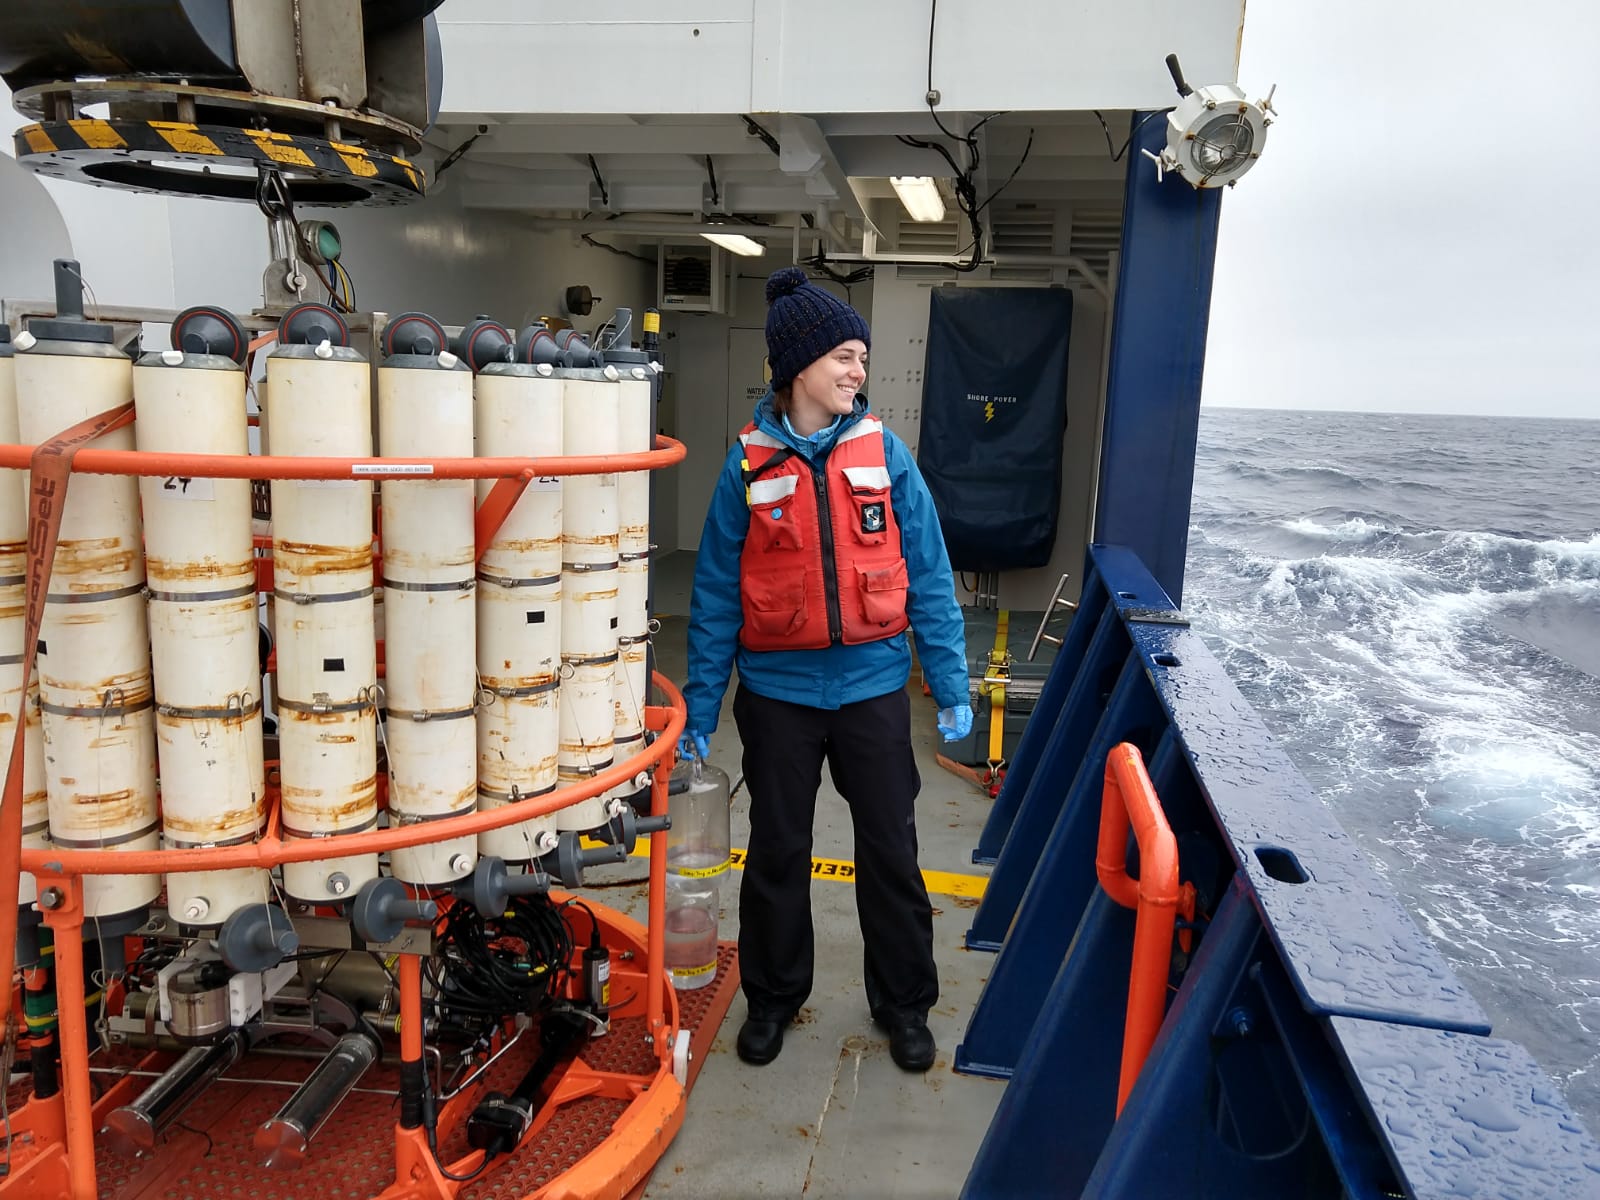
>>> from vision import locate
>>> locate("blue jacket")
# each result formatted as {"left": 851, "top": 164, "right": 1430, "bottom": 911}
{"left": 684, "top": 394, "right": 968, "bottom": 734}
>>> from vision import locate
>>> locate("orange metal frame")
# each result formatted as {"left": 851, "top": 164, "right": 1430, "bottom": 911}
{"left": 1094, "top": 742, "right": 1197, "bottom": 1115}
{"left": 0, "top": 426, "right": 690, "bottom": 1199}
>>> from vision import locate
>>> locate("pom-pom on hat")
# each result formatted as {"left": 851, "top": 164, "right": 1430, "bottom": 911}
{"left": 763, "top": 266, "right": 871, "bottom": 391}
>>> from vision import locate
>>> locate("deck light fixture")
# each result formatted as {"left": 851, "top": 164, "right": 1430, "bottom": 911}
{"left": 701, "top": 232, "right": 765, "bottom": 257}
{"left": 1146, "top": 54, "right": 1276, "bottom": 188}
{"left": 890, "top": 176, "right": 946, "bottom": 223}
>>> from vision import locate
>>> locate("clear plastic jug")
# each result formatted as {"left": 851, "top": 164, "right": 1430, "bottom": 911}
{"left": 665, "top": 755, "right": 731, "bottom": 990}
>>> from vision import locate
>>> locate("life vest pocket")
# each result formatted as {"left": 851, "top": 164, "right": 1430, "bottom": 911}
{"left": 855, "top": 559, "right": 909, "bottom": 627}
{"left": 743, "top": 571, "right": 808, "bottom": 638}
{"left": 749, "top": 497, "right": 804, "bottom": 553}
{"left": 841, "top": 466, "right": 893, "bottom": 547}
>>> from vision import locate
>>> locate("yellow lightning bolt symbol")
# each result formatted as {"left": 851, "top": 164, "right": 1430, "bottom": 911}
{"left": 984, "top": 401, "right": 995, "bottom": 422}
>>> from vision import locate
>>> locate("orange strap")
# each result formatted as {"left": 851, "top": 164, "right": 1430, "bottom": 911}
{"left": 0, "top": 401, "right": 137, "bottom": 1030}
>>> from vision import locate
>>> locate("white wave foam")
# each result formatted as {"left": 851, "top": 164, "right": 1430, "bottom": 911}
{"left": 1278, "top": 516, "right": 1396, "bottom": 542}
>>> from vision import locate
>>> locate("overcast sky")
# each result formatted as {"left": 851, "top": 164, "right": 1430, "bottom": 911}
{"left": 1203, "top": 1, "right": 1598, "bottom": 419}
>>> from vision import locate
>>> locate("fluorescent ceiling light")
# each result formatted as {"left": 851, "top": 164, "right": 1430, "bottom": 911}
{"left": 890, "top": 176, "right": 946, "bottom": 223}
{"left": 702, "top": 232, "right": 765, "bottom": 257}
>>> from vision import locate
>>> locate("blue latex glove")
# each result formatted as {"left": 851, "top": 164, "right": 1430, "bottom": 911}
{"left": 678, "top": 729, "right": 710, "bottom": 761}
{"left": 937, "top": 704, "right": 974, "bottom": 742}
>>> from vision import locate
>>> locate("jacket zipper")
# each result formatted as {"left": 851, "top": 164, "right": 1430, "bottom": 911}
{"left": 811, "top": 466, "right": 844, "bottom": 644}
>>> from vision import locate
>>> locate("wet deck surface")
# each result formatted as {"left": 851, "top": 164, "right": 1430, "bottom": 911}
{"left": 627, "top": 552, "right": 1005, "bottom": 1199}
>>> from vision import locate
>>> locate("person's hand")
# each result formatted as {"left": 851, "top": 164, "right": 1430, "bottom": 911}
{"left": 678, "top": 729, "right": 710, "bottom": 761}
{"left": 937, "top": 704, "right": 973, "bottom": 742}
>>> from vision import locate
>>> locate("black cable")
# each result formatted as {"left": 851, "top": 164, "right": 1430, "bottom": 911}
{"left": 587, "top": 155, "right": 609, "bottom": 207}
{"left": 435, "top": 125, "right": 486, "bottom": 178}
{"left": 421, "top": 1075, "right": 496, "bottom": 1182}
{"left": 1093, "top": 109, "right": 1170, "bottom": 163}
{"left": 581, "top": 234, "right": 655, "bottom": 266}
{"left": 426, "top": 894, "right": 574, "bottom": 1022}
{"left": 802, "top": 256, "right": 874, "bottom": 288}
{"left": 741, "top": 115, "right": 781, "bottom": 155}
{"left": 705, "top": 155, "right": 720, "bottom": 209}
{"left": 975, "top": 127, "right": 1033, "bottom": 215}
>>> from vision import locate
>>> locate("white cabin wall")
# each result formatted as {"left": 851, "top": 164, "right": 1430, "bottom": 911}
{"left": 437, "top": 0, "right": 1245, "bottom": 115}
{"left": 868, "top": 268, "right": 1108, "bottom": 614}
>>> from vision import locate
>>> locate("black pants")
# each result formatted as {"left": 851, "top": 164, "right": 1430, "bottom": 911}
{"left": 733, "top": 683, "right": 938, "bottom": 1025}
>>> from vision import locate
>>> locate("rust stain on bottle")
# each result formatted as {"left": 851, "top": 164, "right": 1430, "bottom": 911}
{"left": 567, "top": 584, "right": 619, "bottom": 604}
{"left": 381, "top": 546, "right": 475, "bottom": 572}
{"left": 64, "top": 787, "right": 152, "bottom": 828}
{"left": 480, "top": 668, "right": 559, "bottom": 692}
{"left": 162, "top": 801, "right": 265, "bottom": 840}
{"left": 279, "top": 776, "right": 378, "bottom": 823}
{"left": 274, "top": 540, "right": 373, "bottom": 576}
{"left": 620, "top": 522, "right": 649, "bottom": 543}
{"left": 156, "top": 707, "right": 261, "bottom": 734}
{"left": 485, "top": 534, "right": 562, "bottom": 557}
{"left": 282, "top": 708, "right": 370, "bottom": 729}
{"left": 393, "top": 781, "right": 478, "bottom": 812}
{"left": 53, "top": 537, "right": 142, "bottom": 581}
{"left": 479, "top": 750, "right": 559, "bottom": 790}
{"left": 39, "top": 673, "right": 154, "bottom": 708}
{"left": 146, "top": 555, "right": 255, "bottom": 587}
{"left": 563, "top": 533, "right": 620, "bottom": 551}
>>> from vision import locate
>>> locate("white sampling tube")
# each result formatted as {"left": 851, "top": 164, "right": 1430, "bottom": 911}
{"left": 378, "top": 317, "right": 478, "bottom": 885}
{"left": 267, "top": 312, "right": 379, "bottom": 903}
{"left": 474, "top": 361, "right": 563, "bottom": 861}
{"left": 557, "top": 366, "right": 620, "bottom": 832}
{"left": 135, "top": 317, "right": 268, "bottom": 926}
{"left": 14, "top": 324, "right": 159, "bottom": 920}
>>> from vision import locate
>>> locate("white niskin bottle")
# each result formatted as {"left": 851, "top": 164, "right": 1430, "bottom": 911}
{"left": 665, "top": 754, "right": 732, "bottom": 990}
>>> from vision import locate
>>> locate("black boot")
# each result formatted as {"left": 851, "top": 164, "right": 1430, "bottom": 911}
{"left": 874, "top": 1013, "right": 936, "bottom": 1072}
{"left": 736, "top": 1014, "right": 789, "bottom": 1065}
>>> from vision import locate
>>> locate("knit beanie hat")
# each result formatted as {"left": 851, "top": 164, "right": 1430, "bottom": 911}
{"left": 763, "top": 267, "right": 871, "bottom": 391}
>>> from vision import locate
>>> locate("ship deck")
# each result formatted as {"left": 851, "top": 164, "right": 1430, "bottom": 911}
{"left": 628, "top": 552, "right": 1006, "bottom": 1198}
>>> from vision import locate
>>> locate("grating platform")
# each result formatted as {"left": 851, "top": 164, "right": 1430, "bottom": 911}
{"left": 2, "top": 945, "right": 740, "bottom": 1199}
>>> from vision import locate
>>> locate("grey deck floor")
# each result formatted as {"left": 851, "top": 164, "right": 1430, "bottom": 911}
{"left": 602, "top": 552, "right": 1007, "bottom": 1199}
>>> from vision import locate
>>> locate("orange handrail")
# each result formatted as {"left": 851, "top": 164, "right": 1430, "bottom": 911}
{"left": 1095, "top": 743, "right": 1194, "bottom": 1116}
{"left": 0, "top": 439, "right": 686, "bottom": 479}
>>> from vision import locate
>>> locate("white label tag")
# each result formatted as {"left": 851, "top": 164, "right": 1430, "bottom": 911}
{"left": 352, "top": 463, "right": 434, "bottom": 477}
{"left": 158, "top": 475, "right": 215, "bottom": 501}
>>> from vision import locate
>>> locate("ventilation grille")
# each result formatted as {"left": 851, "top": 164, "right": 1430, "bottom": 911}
{"left": 990, "top": 205, "right": 1057, "bottom": 255}
{"left": 1068, "top": 208, "right": 1121, "bottom": 277}
{"left": 895, "top": 215, "right": 961, "bottom": 254}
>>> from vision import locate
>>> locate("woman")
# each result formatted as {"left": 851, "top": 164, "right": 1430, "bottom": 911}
{"left": 682, "top": 266, "right": 972, "bottom": 1073}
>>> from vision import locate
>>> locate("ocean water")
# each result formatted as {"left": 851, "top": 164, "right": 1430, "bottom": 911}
{"left": 1186, "top": 407, "right": 1600, "bottom": 1130}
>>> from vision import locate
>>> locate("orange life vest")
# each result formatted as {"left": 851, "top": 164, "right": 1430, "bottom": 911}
{"left": 736, "top": 416, "right": 910, "bottom": 651}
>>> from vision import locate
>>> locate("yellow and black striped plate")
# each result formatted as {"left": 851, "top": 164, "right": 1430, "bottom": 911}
{"left": 14, "top": 119, "right": 425, "bottom": 206}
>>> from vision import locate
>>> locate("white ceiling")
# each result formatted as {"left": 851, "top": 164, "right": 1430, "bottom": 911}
{"left": 423, "top": 107, "right": 1131, "bottom": 257}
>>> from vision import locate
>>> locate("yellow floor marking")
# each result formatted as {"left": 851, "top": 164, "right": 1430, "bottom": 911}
{"left": 585, "top": 838, "right": 988, "bottom": 901}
